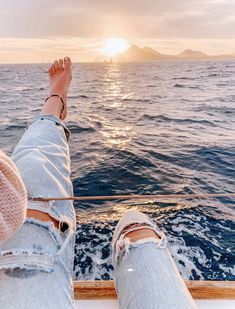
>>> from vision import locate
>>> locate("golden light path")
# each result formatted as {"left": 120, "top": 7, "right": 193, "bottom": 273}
{"left": 101, "top": 38, "right": 129, "bottom": 57}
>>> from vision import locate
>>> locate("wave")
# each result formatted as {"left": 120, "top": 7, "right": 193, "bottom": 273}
{"left": 208, "top": 73, "right": 219, "bottom": 77}
{"left": 122, "top": 98, "right": 150, "bottom": 103}
{"left": 173, "top": 83, "right": 200, "bottom": 89}
{"left": 68, "top": 94, "right": 89, "bottom": 99}
{"left": 139, "top": 114, "right": 216, "bottom": 126}
{"left": 172, "top": 77, "right": 196, "bottom": 80}
{"left": 194, "top": 104, "right": 235, "bottom": 115}
{"left": 67, "top": 124, "right": 95, "bottom": 133}
{"left": 174, "top": 83, "right": 185, "bottom": 88}
{"left": 1, "top": 123, "right": 28, "bottom": 130}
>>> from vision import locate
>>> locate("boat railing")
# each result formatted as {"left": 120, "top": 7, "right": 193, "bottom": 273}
{"left": 30, "top": 192, "right": 235, "bottom": 202}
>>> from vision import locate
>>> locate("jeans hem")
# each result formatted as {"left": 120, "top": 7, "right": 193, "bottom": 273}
{"left": 27, "top": 114, "right": 71, "bottom": 140}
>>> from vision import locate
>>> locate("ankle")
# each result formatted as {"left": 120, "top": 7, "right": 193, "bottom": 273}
{"left": 41, "top": 96, "right": 64, "bottom": 119}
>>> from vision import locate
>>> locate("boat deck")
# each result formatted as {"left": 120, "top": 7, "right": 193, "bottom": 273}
{"left": 73, "top": 280, "right": 235, "bottom": 308}
{"left": 75, "top": 299, "right": 235, "bottom": 308}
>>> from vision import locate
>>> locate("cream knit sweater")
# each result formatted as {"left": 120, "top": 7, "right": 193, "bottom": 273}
{"left": 0, "top": 150, "right": 27, "bottom": 243}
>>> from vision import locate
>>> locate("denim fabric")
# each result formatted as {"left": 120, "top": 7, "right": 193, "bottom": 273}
{"left": 0, "top": 113, "right": 198, "bottom": 309}
{"left": 113, "top": 229, "right": 198, "bottom": 309}
{"left": 0, "top": 115, "right": 76, "bottom": 309}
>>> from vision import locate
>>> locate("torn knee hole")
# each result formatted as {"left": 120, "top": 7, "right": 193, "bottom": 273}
{"left": 121, "top": 223, "right": 161, "bottom": 240}
{"left": 27, "top": 210, "right": 68, "bottom": 232}
{"left": 122, "top": 223, "right": 152, "bottom": 234}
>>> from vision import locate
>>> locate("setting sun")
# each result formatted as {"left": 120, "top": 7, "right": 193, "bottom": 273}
{"left": 101, "top": 38, "right": 129, "bottom": 57}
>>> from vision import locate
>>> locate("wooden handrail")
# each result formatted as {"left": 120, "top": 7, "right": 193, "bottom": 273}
{"left": 73, "top": 280, "right": 235, "bottom": 300}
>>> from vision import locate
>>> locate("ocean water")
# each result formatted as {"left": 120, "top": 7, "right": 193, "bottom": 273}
{"left": 0, "top": 60, "right": 234, "bottom": 281}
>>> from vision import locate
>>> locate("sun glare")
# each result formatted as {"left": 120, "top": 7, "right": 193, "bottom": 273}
{"left": 101, "top": 38, "right": 129, "bottom": 57}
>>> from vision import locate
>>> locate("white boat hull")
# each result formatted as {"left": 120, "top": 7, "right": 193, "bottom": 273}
{"left": 75, "top": 299, "right": 235, "bottom": 308}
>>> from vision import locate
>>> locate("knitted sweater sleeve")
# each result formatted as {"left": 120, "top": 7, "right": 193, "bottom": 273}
{"left": 0, "top": 150, "right": 27, "bottom": 244}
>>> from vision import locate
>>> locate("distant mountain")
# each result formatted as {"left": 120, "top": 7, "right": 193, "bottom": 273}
{"left": 142, "top": 47, "right": 162, "bottom": 57}
{"left": 177, "top": 49, "right": 208, "bottom": 59}
{"left": 114, "top": 45, "right": 210, "bottom": 62}
{"left": 94, "top": 45, "right": 235, "bottom": 62}
{"left": 115, "top": 45, "right": 155, "bottom": 62}
{"left": 142, "top": 47, "right": 174, "bottom": 60}
{"left": 115, "top": 45, "right": 169, "bottom": 62}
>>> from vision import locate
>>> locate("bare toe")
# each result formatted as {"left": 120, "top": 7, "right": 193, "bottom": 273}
{"left": 49, "top": 64, "right": 54, "bottom": 75}
{"left": 64, "top": 57, "right": 71, "bottom": 70}
{"left": 51, "top": 63, "right": 56, "bottom": 75}
{"left": 54, "top": 60, "right": 59, "bottom": 72}
{"left": 58, "top": 59, "right": 63, "bottom": 71}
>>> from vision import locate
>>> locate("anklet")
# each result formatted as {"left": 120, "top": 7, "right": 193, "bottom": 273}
{"left": 45, "top": 94, "right": 65, "bottom": 119}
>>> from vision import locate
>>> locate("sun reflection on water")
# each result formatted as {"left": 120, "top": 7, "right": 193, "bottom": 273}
{"left": 100, "top": 124, "right": 133, "bottom": 149}
{"left": 99, "top": 63, "right": 136, "bottom": 149}
{"left": 103, "top": 63, "right": 123, "bottom": 97}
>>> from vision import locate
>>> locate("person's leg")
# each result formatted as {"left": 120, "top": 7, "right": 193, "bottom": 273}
{"left": 11, "top": 57, "right": 75, "bottom": 228}
{"left": 112, "top": 210, "right": 198, "bottom": 309}
{"left": 0, "top": 58, "right": 76, "bottom": 309}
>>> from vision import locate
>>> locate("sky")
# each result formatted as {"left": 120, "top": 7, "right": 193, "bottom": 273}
{"left": 0, "top": 0, "right": 235, "bottom": 63}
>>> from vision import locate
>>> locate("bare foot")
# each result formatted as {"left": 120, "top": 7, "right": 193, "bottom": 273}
{"left": 42, "top": 57, "right": 72, "bottom": 120}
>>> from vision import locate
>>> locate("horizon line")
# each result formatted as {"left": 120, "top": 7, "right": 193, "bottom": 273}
{"left": 0, "top": 58, "right": 235, "bottom": 65}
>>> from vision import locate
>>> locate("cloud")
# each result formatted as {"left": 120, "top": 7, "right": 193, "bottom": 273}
{"left": 0, "top": 0, "right": 234, "bottom": 39}
{"left": 0, "top": 0, "right": 234, "bottom": 62}
{"left": 0, "top": 37, "right": 97, "bottom": 63}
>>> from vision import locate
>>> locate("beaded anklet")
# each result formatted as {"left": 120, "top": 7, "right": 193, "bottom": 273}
{"left": 45, "top": 94, "right": 65, "bottom": 119}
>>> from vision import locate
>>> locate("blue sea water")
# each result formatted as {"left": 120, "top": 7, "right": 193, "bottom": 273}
{"left": 0, "top": 60, "right": 234, "bottom": 281}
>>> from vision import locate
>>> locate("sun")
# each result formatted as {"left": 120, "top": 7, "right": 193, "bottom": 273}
{"left": 101, "top": 38, "right": 129, "bottom": 57}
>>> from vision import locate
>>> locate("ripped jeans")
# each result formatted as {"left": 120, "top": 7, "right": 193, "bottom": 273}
{"left": 113, "top": 216, "right": 198, "bottom": 309}
{"left": 0, "top": 115, "right": 76, "bottom": 309}
{"left": 0, "top": 114, "right": 197, "bottom": 309}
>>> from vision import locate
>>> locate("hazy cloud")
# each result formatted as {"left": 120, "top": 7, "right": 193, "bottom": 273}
{"left": 0, "top": 0, "right": 234, "bottom": 62}
{"left": 0, "top": 0, "right": 234, "bottom": 39}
